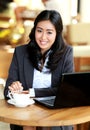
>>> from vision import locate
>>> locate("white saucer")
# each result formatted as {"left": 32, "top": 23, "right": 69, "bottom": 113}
{"left": 7, "top": 99, "right": 35, "bottom": 107}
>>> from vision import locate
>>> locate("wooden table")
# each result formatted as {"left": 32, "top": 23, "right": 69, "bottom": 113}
{"left": 0, "top": 99, "right": 90, "bottom": 130}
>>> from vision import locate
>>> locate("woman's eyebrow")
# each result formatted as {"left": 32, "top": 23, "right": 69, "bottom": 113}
{"left": 36, "top": 27, "right": 42, "bottom": 29}
{"left": 36, "top": 27, "right": 54, "bottom": 31}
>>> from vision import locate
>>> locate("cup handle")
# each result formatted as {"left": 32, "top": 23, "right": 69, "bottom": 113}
{"left": 7, "top": 91, "right": 14, "bottom": 100}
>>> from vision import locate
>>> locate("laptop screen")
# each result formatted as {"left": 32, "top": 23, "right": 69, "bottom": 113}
{"left": 54, "top": 72, "right": 90, "bottom": 108}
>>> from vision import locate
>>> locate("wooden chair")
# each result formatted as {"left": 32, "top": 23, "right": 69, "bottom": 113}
{"left": 73, "top": 122, "right": 90, "bottom": 130}
{"left": 0, "top": 49, "right": 13, "bottom": 79}
{"left": 74, "top": 57, "right": 90, "bottom": 72}
{"left": 66, "top": 23, "right": 90, "bottom": 45}
{"left": 73, "top": 57, "right": 90, "bottom": 129}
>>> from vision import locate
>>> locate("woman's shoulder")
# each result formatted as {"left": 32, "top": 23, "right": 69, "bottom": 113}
{"left": 65, "top": 44, "right": 73, "bottom": 52}
{"left": 65, "top": 43, "right": 72, "bottom": 49}
{"left": 16, "top": 44, "right": 28, "bottom": 50}
{"left": 15, "top": 44, "right": 29, "bottom": 53}
{"left": 13, "top": 44, "right": 29, "bottom": 58}
{"left": 62, "top": 44, "right": 73, "bottom": 57}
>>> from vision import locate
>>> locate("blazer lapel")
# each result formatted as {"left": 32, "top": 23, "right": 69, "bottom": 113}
{"left": 24, "top": 53, "right": 34, "bottom": 88}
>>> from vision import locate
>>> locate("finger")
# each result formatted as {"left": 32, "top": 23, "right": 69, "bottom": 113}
{"left": 12, "top": 81, "right": 22, "bottom": 90}
{"left": 9, "top": 86, "right": 15, "bottom": 92}
{"left": 9, "top": 81, "right": 23, "bottom": 92}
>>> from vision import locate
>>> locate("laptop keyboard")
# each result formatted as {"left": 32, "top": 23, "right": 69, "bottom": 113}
{"left": 40, "top": 98, "right": 55, "bottom": 105}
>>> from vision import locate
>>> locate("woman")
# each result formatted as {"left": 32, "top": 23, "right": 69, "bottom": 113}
{"left": 4, "top": 10, "right": 74, "bottom": 130}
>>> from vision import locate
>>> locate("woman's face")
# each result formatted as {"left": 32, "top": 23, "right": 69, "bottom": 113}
{"left": 35, "top": 20, "right": 56, "bottom": 54}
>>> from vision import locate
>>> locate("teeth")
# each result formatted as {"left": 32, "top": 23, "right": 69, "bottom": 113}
{"left": 41, "top": 41, "right": 47, "bottom": 44}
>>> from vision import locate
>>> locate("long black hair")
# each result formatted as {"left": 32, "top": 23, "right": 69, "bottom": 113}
{"left": 27, "top": 10, "right": 66, "bottom": 72}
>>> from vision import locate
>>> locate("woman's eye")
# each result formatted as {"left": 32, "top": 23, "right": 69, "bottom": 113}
{"left": 47, "top": 31, "right": 52, "bottom": 34}
{"left": 37, "top": 29, "right": 42, "bottom": 32}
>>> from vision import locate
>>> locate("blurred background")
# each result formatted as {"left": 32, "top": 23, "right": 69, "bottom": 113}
{"left": 0, "top": 0, "right": 90, "bottom": 46}
{"left": 0, "top": 1, "right": 90, "bottom": 129}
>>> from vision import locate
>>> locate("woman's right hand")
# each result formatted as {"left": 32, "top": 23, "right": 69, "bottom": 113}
{"left": 8, "top": 81, "right": 23, "bottom": 93}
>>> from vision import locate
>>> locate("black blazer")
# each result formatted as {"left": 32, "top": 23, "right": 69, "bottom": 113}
{"left": 4, "top": 44, "right": 74, "bottom": 99}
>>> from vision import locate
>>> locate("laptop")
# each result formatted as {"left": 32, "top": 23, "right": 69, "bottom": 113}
{"left": 34, "top": 72, "right": 90, "bottom": 109}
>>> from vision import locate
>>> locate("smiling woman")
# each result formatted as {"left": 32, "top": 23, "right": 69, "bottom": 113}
{"left": 4, "top": 10, "right": 74, "bottom": 130}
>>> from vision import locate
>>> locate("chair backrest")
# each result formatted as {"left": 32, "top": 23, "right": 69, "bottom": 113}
{"left": 66, "top": 23, "right": 90, "bottom": 45}
{"left": 74, "top": 57, "right": 90, "bottom": 72}
{"left": 0, "top": 50, "right": 13, "bottom": 79}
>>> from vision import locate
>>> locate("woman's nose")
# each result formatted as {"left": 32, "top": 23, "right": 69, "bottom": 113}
{"left": 41, "top": 32, "right": 46, "bottom": 39}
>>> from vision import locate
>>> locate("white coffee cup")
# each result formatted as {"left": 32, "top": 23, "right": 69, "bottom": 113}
{"left": 8, "top": 92, "right": 30, "bottom": 107}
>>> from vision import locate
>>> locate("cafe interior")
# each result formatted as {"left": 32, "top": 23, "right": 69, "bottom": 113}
{"left": 0, "top": 0, "right": 90, "bottom": 129}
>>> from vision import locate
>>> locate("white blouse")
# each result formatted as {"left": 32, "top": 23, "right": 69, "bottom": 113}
{"left": 32, "top": 56, "right": 51, "bottom": 89}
